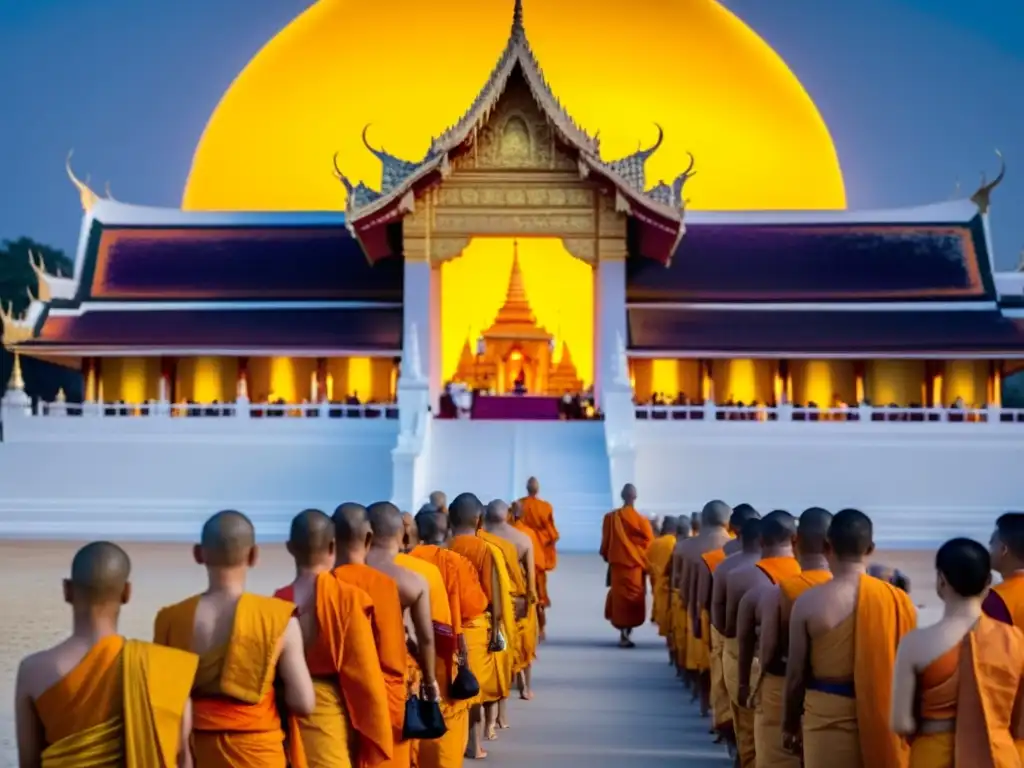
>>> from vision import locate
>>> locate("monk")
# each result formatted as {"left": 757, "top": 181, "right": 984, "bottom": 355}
{"left": 429, "top": 492, "right": 448, "bottom": 516}
{"left": 666, "top": 516, "right": 696, "bottom": 679}
{"left": 892, "top": 537, "right": 1024, "bottom": 767}
{"left": 783, "top": 508, "right": 916, "bottom": 767}
{"left": 483, "top": 500, "right": 538, "bottom": 703}
{"left": 691, "top": 512, "right": 702, "bottom": 537}
{"left": 646, "top": 515, "right": 678, "bottom": 638}
{"left": 448, "top": 493, "right": 508, "bottom": 760}
{"left": 518, "top": 477, "right": 559, "bottom": 639}
{"left": 15, "top": 541, "right": 198, "bottom": 768}
{"left": 274, "top": 509, "right": 393, "bottom": 768}
{"left": 401, "top": 512, "right": 419, "bottom": 552}
{"left": 510, "top": 497, "right": 547, "bottom": 656}
{"left": 154, "top": 510, "right": 315, "bottom": 768}
{"left": 714, "top": 517, "right": 763, "bottom": 760}
{"left": 985, "top": 512, "right": 1024, "bottom": 628}
{"left": 748, "top": 507, "right": 832, "bottom": 768}
{"left": 600, "top": 483, "right": 655, "bottom": 648}
{"left": 698, "top": 504, "right": 760, "bottom": 748}
{"left": 410, "top": 509, "right": 490, "bottom": 768}
{"left": 724, "top": 504, "right": 758, "bottom": 556}
{"left": 331, "top": 503, "right": 411, "bottom": 768}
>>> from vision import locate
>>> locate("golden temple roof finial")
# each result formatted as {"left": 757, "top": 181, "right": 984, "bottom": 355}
{"left": 0, "top": 301, "right": 33, "bottom": 348}
{"left": 28, "top": 250, "right": 52, "bottom": 303}
{"left": 511, "top": 0, "right": 525, "bottom": 39}
{"left": 971, "top": 149, "right": 1005, "bottom": 214}
{"left": 65, "top": 150, "right": 100, "bottom": 213}
{"left": 8, "top": 350, "right": 25, "bottom": 392}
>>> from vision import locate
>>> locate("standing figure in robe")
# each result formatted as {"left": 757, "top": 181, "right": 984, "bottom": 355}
{"left": 331, "top": 503, "right": 411, "bottom": 768}
{"left": 698, "top": 504, "right": 760, "bottom": 750}
{"left": 274, "top": 509, "right": 394, "bottom": 768}
{"left": 410, "top": 509, "right": 490, "bottom": 768}
{"left": 483, "top": 500, "right": 538, "bottom": 703}
{"left": 154, "top": 510, "right": 315, "bottom": 768}
{"left": 15, "top": 541, "right": 198, "bottom": 768}
{"left": 668, "top": 517, "right": 694, "bottom": 676}
{"left": 892, "top": 537, "right": 1024, "bottom": 767}
{"left": 985, "top": 512, "right": 1024, "bottom": 628}
{"left": 646, "top": 515, "right": 678, "bottom": 639}
{"left": 429, "top": 492, "right": 449, "bottom": 516}
{"left": 600, "top": 483, "right": 655, "bottom": 648}
{"left": 713, "top": 517, "right": 763, "bottom": 761}
{"left": 783, "top": 508, "right": 916, "bottom": 768}
{"left": 510, "top": 500, "right": 545, "bottom": 700}
{"left": 448, "top": 493, "right": 508, "bottom": 760}
{"left": 401, "top": 512, "right": 419, "bottom": 552}
{"left": 748, "top": 507, "right": 832, "bottom": 768}
{"left": 686, "top": 500, "right": 734, "bottom": 718}
{"left": 518, "top": 477, "right": 559, "bottom": 639}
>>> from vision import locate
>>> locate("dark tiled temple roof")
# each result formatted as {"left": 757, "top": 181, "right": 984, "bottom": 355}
{"left": 628, "top": 214, "right": 993, "bottom": 302}
{"left": 23, "top": 307, "right": 402, "bottom": 352}
{"left": 627, "top": 307, "right": 1024, "bottom": 355}
{"left": 80, "top": 223, "right": 402, "bottom": 302}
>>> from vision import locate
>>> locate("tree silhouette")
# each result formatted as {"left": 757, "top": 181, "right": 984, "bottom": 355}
{"left": 1, "top": 238, "right": 80, "bottom": 401}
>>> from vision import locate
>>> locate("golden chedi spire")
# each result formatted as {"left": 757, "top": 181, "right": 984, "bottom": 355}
{"left": 485, "top": 241, "right": 549, "bottom": 337}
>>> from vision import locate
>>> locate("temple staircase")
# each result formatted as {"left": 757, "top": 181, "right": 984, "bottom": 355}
{"left": 426, "top": 420, "right": 611, "bottom": 551}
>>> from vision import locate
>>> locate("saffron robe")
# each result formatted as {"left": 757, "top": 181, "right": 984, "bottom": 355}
{"left": 646, "top": 534, "right": 677, "bottom": 633}
{"left": 985, "top": 573, "right": 1024, "bottom": 630}
{"left": 450, "top": 534, "right": 511, "bottom": 703}
{"left": 153, "top": 592, "right": 306, "bottom": 768}
{"left": 803, "top": 575, "right": 916, "bottom": 768}
{"left": 724, "top": 635, "right": 758, "bottom": 768}
{"left": 518, "top": 495, "right": 559, "bottom": 609}
{"left": 701, "top": 549, "right": 731, "bottom": 730}
{"left": 478, "top": 530, "right": 533, "bottom": 675}
{"left": 34, "top": 635, "right": 197, "bottom": 768}
{"left": 910, "top": 616, "right": 1024, "bottom": 768}
{"left": 510, "top": 521, "right": 543, "bottom": 664}
{"left": 408, "top": 545, "right": 488, "bottom": 768}
{"left": 600, "top": 505, "right": 654, "bottom": 631}
{"left": 332, "top": 564, "right": 409, "bottom": 768}
{"left": 275, "top": 572, "right": 394, "bottom": 768}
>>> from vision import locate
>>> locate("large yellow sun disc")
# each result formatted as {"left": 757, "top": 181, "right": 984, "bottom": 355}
{"left": 183, "top": 0, "right": 845, "bottom": 213}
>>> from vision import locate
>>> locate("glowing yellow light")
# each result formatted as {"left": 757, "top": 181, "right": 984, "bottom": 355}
{"left": 269, "top": 356, "right": 296, "bottom": 402}
{"left": 347, "top": 357, "right": 372, "bottom": 401}
{"left": 868, "top": 360, "right": 925, "bottom": 406}
{"left": 944, "top": 361, "right": 984, "bottom": 406}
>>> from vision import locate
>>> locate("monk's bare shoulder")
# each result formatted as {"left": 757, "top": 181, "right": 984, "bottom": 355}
{"left": 394, "top": 564, "right": 429, "bottom": 604}
{"left": 16, "top": 639, "right": 82, "bottom": 702}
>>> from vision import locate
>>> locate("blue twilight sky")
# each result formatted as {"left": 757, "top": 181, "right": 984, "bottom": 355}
{"left": 0, "top": 0, "right": 1022, "bottom": 267}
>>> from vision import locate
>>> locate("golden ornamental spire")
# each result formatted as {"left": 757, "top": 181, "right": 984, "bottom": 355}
{"left": 0, "top": 301, "right": 33, "bottom": 347}
{"left": 8, "top": 350, "right": 24, "bottom": 391}
{"left": 28, "top": 250, "right": 52, "bottom": 303}
{"left": 971, "top": 149, "right": 1005, "bottom": 214}
{"left": 65, "top": 150, "right": 100, "bottom": 213}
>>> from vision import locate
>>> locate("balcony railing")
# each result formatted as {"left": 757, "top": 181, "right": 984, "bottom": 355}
{"left": 4, "top": 399, "right": 400, "bottom": 420}
{"left": 633, "top": 402, "right": 1024, "bottom": 424}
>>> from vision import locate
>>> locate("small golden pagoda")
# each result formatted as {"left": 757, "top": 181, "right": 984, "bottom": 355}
{"left": 454, "top": 242, "right": 581, "bottom": 395}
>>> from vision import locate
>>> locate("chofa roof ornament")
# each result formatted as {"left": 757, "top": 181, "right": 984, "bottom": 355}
{"left": 970, "top": 149, "right": 1005, "bottom": 214}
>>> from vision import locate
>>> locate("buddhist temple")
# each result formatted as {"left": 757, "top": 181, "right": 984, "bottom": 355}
{"left": 2, "top": 0, "right": 1023, "bottom": 548}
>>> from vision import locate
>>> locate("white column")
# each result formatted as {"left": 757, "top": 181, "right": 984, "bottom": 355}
{"left": 595, "top": 257, "right": 628, "bottom": 409}
{"left": 402, "top": 260, "right": 435, "bottom": 405}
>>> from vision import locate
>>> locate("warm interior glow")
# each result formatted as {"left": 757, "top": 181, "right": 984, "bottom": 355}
{"left": 712, "top": 359, "right": 773, "bottom": 403}
{"left": 943, "top": 360, "right": 985, "bottom": 406}
{"left": 868, "top": 360, "right": 926, "bottom": 406}
{"left": 183, "top": 0, "right": 845, "bottom": 212}
{"left": 792, "top": 360, "right": 855, "bottom": 406}
{"left": 441, "top": 238, "right": 593, "bottom": 386}
{"left": 175, "top": 356, "right": 236, "bottom": 403}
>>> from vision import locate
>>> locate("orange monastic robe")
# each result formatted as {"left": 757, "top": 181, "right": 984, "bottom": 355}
{"left": 450, "top": 534, "right": 510, "bottom": 703}
{"left": 408, "top": 544, "right": 489, "bottom": 768}
{"left": 333, "top": 564, "right": 409, "bottom": 768}
{"left": 911, "top": 615, "right": 1024, "bottom": 768}
{"left": 518, "top": 495, "right": 559, "bottom": 607}
{"left": 803, "top": 574, "right": 916, "bottom": 768}
{"left": 275, "top": 573, "right": 393, "bottom": 768}
{"left": 986, "top": 573, "right": 1024, "bottom": 630}
{"left": 34, "top": 635, "right": 197, "bottom": 767}
{"left": 600, "top": 506, "right": 654, "bottom": 630}
{"left": 700, "top": 548, "right": 731, "bottom": 731}
{"left": 154, "top": 593, "right": 306, "bottom": 768}
{"left": 479, "top": 530, "right": 532, "bottom": 675}
{"left": 646, "top": 534, "right": 677, "bottom": 634}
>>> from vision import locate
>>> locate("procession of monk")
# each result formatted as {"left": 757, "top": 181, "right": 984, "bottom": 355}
{"left": 602, "top": 486, "right": 1024, "bottom": 767}
{"left": 13, "top": 477, "right": 561, "bottom": 768}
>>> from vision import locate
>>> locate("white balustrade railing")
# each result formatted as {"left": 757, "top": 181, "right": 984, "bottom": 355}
{"left": 633, "top": 402, "right": 1024, "bottom": 424}
{"left": 4, "top": 399, "right": 399, "bottom": 420}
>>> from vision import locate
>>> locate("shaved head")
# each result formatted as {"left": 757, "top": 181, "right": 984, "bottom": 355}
{"left": 701, "top": 499, "right": 730, "bottom": 528}
{"left": 332, "top": 502, "right": 370, "bottom": 545}
{"left": 729, "top": 503, "right": 760, "bottom": 534}
{"left": 760, "top": 510, "right": 797, "bottom": 547}
{"left": 676, "top": 516, "right": 691, "bottom": 537}
{"left": 429, "top": 491, "right": 447, "bottom": 511}
{"left": 67, "top": 541, "right": 131, "bottom": 604}
{"left": 401, "top": 511, "right": 418, "bottom": 550}
{"left": 621, "top": 484, "right": 637, "bottom": 506}
{"left": 449, "top": 492, "right": 483, "bottom": 530}
{"left": 660, "top": 515, "right": 678, "bottom": 536}
{"left": 367, "top": 501, "right": 405, "bottom": 544}
{"left": 485, "top": 499, "right": 509, "bottom": 524}
{"left": 741, "top": 518, "right": 763, "bottom": 552}
{"left": 527, "top": 477, "right": 539, "bottom": 495}
{"left": 287, "top": 509, "right": 335, "bottom": 566}
{"left": 199, "top": 510, "right": 256, "bottom": 567}
{"left": 416, "top": 509, "right": 449, "bottom": 544}
{"left": 510, "top": 500, "right": 524, "bottom": 521}
{"left": 796, "top": 507, "right": 832, "bottom": 555}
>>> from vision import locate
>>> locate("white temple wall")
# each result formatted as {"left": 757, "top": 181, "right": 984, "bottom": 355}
{"left": 0, "top": 418, "right": 399, "bottom": 540}
{"left": 594, "top": 258, "right": 626, "bottom": 409}
{"left": 633, "top": 419, "right": 1024, "bottom": 547}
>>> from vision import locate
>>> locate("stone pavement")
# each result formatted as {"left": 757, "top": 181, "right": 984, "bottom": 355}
{"left": 0, "top": 543, "right": 938, "bottom": 767}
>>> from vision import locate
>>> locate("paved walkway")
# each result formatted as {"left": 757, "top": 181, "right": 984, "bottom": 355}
{"left": 484, "top": 554, "right": 730, "bottom": 767}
